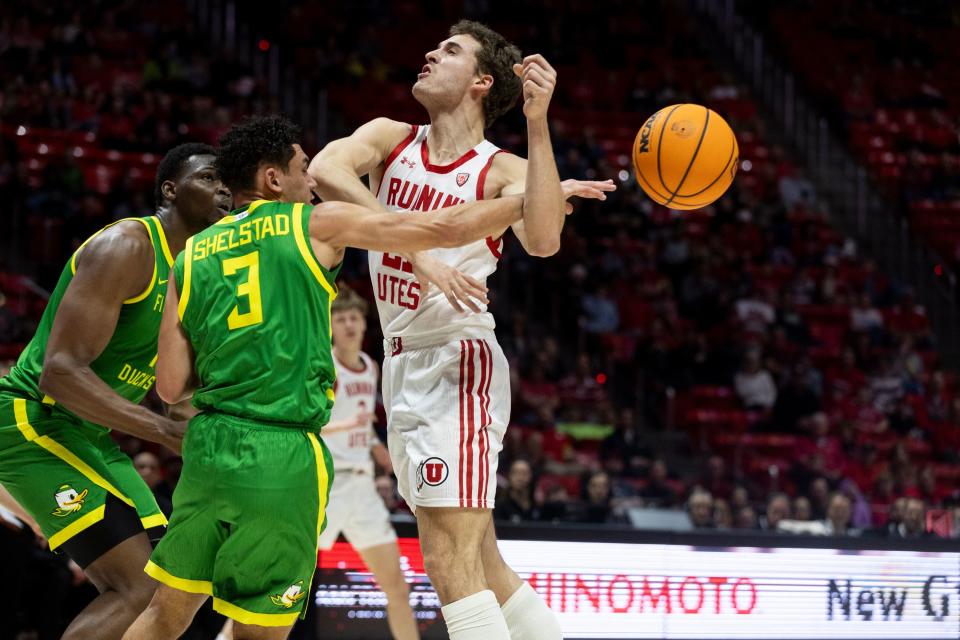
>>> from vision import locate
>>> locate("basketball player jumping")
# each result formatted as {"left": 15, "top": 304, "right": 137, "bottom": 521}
{"left": 321, "top": 287, "right": 419, "bottom": 640}
{"left": 310, "top": 19, "right": 614, "bottom": 640}
{"left": 0, "top": 143, "right": 231, "bottom": 639}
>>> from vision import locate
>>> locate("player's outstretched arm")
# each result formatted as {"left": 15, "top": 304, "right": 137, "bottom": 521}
{"left": 39, "top": 224, "right": 185, "bottom": 452}
{"left": 309, "top": 196, "right": 524, "bottom": 256}
{"left": 309, "top": 117, "right": 411, "bottom": 209}
{"left": 156, "top": 277, "right": 198, "bottom": 408}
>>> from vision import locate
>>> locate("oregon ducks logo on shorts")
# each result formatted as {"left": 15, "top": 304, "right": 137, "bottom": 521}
{"left": 416, "top": 457, "right": 449, "bottom": 490}
{"left": 52, "top": 484, "right": 88, "bottom": 517}
{"left": 270, "top": 581, "right": 306, "bottom": 609}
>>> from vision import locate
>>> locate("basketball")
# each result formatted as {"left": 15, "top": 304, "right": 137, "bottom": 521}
{"left": 632, "top": 103, "right": 739, "bottom": 210}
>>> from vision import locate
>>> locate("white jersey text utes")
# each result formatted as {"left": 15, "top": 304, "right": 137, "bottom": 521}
{"left": 371, "top": 124, "right": 505, "bottom": 345}
{"left": 324, "top": 351, "right": 378, "bottom": 473}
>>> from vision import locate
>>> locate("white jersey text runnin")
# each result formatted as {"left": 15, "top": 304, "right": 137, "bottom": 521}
{"left": 371, "top": 124, "right": 505, "bottom": 345}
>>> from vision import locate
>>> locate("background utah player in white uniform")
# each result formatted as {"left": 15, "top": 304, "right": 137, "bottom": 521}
{"left": 310, "top": 20, "right": 613, "bottom": 640}
{"left": 320, "top": 289, "right": 419, "bottom": 640}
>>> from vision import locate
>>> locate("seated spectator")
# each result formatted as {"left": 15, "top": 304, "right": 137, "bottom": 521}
{"left": 698, "top": 455, "right": 734, "bottom": 500}
{"left": 780, "top": 492, "right": 859, "bottom": 536}
{"left": 576, "top": 471, "right": 625, "bottom": 525}
{"left": 735, "top": 349, "right": 777, "bottom": 410}
{"left": 869, "top": 358, "right": 904, "bottom": 414}
{"left": 599, "top": 407, "right": 649, "bottom": 477}
{"left": 735, "top": 289, "right": 776, "bottom": 334}
{"left": 495, "top": 460, "right": 539, "bottom": 523}
{"left": 735, "top": 505, "right": 759, "bottom": 530}
{"left": 889, "top": 498, "right": 937, "bottom": 538}
{"left": 824, "top": 348, "right": 867, "bottom": 403}
{"left": 760, "top": 492, "right": 791, "bottom": 531}
{"left": 730, "top": 485, "right": 750, "bottom": 512}
{"left": 539, "top": 485, "right": 573, "bottom": 523}
{"left": 713, "top": 498, "right": 733, "bottom": 529}
{"left": 687, "top": 489, "right": 714, "bottom": 529}
{"left": 849, "top": 293, "right": 884, "bottom": 335}
{"left": 640, "top": 458, "right": 678, "bottom": 507}
{"left": 792, "top": 496, "right": 813, "bottom": 521}
{"left": 133, "top": 451, "right": 171, "bottom": 517}
{"left": 580, "top": 284, "right": 619, "bottom": 334}
{"left": 824, "top": 492, "right": 859, "bottom": 536}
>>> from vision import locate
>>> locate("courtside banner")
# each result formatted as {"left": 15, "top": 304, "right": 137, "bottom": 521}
{"left": 316, "top": 534, "right": 960, "bottom": 639}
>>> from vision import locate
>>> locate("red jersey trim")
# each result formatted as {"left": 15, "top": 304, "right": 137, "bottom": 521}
{"left": 420, "top": 138, "right": 478, "bottom": 174}
{"left": 376, "top": 125, "right": 419, "bottom": 198}
{"left": 334, "top": 351, "right": 368, "bottom": 374}
{"left": 477, "top": 150, "right": 506, "bottom": 260}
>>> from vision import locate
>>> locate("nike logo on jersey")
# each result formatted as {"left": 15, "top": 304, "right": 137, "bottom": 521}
{"left": 158, "top": 279, "right": 168, "bottom": 285}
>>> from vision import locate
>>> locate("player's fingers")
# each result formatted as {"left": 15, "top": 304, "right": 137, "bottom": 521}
{"left": 523, "top": 54, "right": 555, "bottom": 75}
{"left": 512, "top": 63, "right": 523, "bottom": 77}
{"left": 579, "top": 188, "right": 608, "bottom": 200}
{"left": 452, "top": 283, "right": 482, "bottom": 313}
{"left": 459, "top": 272, "right": 488, "bottom": 293}
{"left": 524, "top": 60, "right": 557, "bottom": 83}
{"left": 443, "top": 288, "right": 465, "bottom": 313}
{"left": 565, "top": 202, "right": 575, "bottom": 215}
{"left": 457, "top": 274, "right": 488, "bottom": 301}
{"left": 524, "top": 67, "right": 553, "bottom": 90}
{"left": 590, "top": 179, "right": 618, "bottom": 191}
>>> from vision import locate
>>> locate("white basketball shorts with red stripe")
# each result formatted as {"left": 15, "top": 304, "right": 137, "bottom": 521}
{"left": 382, "top": 332, "right": 509, "bottom": 511}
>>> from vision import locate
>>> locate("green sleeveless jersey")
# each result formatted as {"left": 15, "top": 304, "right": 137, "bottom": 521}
{"left": 173, "top": 200, "right": 339, "bottom": 427}
{"left": 0, "top": 216, "right": 174, "bottom": 426}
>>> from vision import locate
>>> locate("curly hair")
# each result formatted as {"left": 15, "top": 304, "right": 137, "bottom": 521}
{"left": 154, "top": 142, "right": 216, "bottom": 207}
{"left": 449, "top": 20, "right": 522, "bottom": 127}
{"left": 215, "top": 116, "right": 301, "bottom": 194}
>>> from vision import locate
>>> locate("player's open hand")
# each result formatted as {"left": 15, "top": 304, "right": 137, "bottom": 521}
{"left": 513, "top": 54, "right": 556, "bottom": 121}
{"left": 562, "top": 179, "right": 617, "bottom": 214}
{"left": 412, "top": 252, "right": 489, "bottom": 314}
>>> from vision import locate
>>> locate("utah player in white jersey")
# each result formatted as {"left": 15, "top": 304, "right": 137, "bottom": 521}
{"left": 310, "top": 20, "right": 614, "bottom": 640}
{"left": 320, "top": 289, "right": 419, "bottom": 640}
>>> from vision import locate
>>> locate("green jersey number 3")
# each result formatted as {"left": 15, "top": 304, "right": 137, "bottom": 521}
{"left": 223, "top": 251, "right": 263, "bottom": 330}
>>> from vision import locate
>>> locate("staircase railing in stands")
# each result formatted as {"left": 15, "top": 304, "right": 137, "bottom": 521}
{"left": 691, "top": 0, "right": 960, "bottom": 369}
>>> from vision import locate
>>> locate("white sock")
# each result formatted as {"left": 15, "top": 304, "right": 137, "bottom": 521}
{"left": 440, "top": 589, "right": 511, "bottom": 640}
{"left": 502, "top": 581, "right": 564, "bottom": 640}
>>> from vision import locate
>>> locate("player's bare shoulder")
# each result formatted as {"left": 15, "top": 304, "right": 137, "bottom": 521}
{"left": 73, "top": 220, "right": 155, "bottom": 298}
{"left": 485, "top": 151, "right": 527, "bottom": 198}
{"left": 360, "top": 117, "right": 415, "bottom": 155}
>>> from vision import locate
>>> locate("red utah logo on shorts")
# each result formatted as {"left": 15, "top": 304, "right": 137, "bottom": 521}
{"left": 456, "top": 172, "right": 469, "bottom": 187}
{"left": 417, "top": 457, "right": 449, "bottom": 490}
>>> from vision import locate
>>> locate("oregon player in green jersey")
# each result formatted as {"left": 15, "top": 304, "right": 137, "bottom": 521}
{"left": 0, "top": 143, "right": 231, "bottom": 639}
{"left": 123, "top": 116, "right": 530, "bottom": 639}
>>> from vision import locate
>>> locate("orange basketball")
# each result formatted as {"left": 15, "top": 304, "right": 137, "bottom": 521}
{"left": 632, "top": 104, "right": 739, "bottom": 210}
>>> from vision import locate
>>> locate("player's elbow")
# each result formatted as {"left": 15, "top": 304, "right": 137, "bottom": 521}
{"left": 307, "top": 155, "right": 341, "bottom": 190}
{"left": 155, "top": 375, "right": 183, "bottom": 406}
{"left": 38, "top": 352, "right": 75, "bottom": 399}
{"left": 525, "top": 236, "right": 561, "bottom": 258}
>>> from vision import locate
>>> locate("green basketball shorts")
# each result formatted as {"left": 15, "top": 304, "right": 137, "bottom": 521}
{"left": 146, "top": 412, "right": 333, "bottom": 627}
{"left": 0, "top": 394, "right": 167, "bottom": 566}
